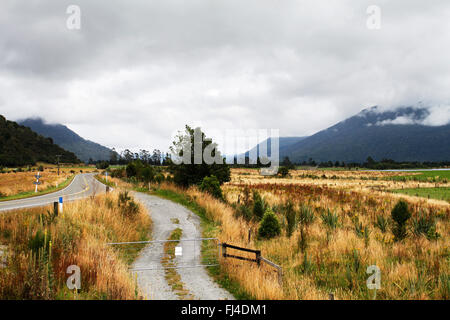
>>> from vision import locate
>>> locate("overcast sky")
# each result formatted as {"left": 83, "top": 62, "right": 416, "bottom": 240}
{"left": 1, "top": 0, "right": 450, "bottom": 153}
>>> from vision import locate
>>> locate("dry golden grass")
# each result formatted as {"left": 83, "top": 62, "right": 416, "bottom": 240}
{"left": 157, "top": 168, "right": 449, "bottom": 300}
{"left": 0, "top": 170, "right": 73, "bottom": 197}
{"left": 0, "top": 191, "right": 152, "bottom": 300}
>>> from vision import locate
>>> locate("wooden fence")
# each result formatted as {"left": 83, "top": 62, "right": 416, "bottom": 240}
{"left": 221, "top": 242, "right": 283, "bottom": 285}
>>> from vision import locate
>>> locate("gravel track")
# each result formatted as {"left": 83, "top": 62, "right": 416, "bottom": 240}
{"left": 132, "top": 192, "right": 234, "bottom": 300}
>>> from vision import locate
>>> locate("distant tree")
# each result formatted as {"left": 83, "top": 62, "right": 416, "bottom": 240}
{"left": 96, "top": 161, "right": 110, "bottom": 170}
{"left": 151, "top": 149, "right": 162, "bottom": 166}
{"left": 278, "top": 166, "right": 289, "bottom": 177}
{"left": 141, "top": 166, "right": 155, "bottom": 183}
{"left": 281, "top": 156, "right": 295, "bottom": 169}
{"left": 169, "top": 125, "right": 230, "bottom": 187}
{"left": 110, "top": 148, "right": 119, "bottom": 165}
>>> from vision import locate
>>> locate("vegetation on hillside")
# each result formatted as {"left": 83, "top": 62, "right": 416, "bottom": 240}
{"left": 0, "top": 115, "right": 79, "bottom": 167}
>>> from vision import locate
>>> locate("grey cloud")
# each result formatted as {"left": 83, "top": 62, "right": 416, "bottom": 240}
{"left": 1, "top": 0, "right": 450, "bottom": 152}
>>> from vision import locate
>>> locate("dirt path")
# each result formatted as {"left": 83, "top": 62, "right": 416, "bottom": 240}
{"left": 132, "top": 192, "right": 234, "bottom": 300}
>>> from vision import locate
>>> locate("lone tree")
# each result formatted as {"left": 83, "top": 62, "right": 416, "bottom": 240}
{"left": 169, "top": 125, "right": 230, "bottom": 187}
{"left": 391, "top": 199, "right": 411, "bottom": 241}
{"left": 258, "top": 208, "right": 281, "bottom": 239}
{"left": 199, "top": 175, "right": 223, "bottom": 200}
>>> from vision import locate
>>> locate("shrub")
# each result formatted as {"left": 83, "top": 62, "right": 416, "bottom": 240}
{"left": 391, "top": 200, "right": 411, "bottom": 241}
{"left": 95, "top": 161, "right": 110, "bottom": 170}
{"left": 283, "top": 200, "right": 297, "bottom": 238}
{"left": 258, "top": 208, "right": 281, "bottom": 239}
{"left": 411, "top": 212, "right": 440, "bottom": 240}
{"left": 118, "top": 191, "right": 140, "bottom": 218}
{"left": 320, "top": 209, "right": 339, "bottom": 230}
{"left": 234, "top": 204, "right": 252, "bottom": 221}
{"left": 299, "top": 204, "right": 315, "bottom": 226}
{"left": 374, "top": 215, "right": 389, "bottom": 233}
{"left": 141, "top": 167, "right": 155, "bottom": 183}
{"left": 199, "top": 175, "right": 223, "bottom": 200}
{"left": 278, "top": 166, "right": 289, "bottom": 177}
{"left": 252, "top": 191, "right": 265, "bottom": 221}
{"left": 154, "top": 173, "right": 165, "bottom": 184}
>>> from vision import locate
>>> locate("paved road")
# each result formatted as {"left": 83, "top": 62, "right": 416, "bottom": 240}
{"left": 0, "top": 173, "right": 107, "bottom": 212}
{"left": 131, "top": 193, "right": 234, "bottom": 300}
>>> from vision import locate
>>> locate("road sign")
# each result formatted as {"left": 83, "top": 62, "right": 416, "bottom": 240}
{"left": 33, "top": 181, "right": 41, "bottom": 185}
{"left": 34, "top": 175, "right": 41, "bottom": 179}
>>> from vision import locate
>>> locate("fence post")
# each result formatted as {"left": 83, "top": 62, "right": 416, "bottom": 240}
{"left": 248, "top": 228, "right": 251, "bottom": 243}
{"left": 278, "top": 268, "right": 283, "bottom": 286}
{"left": 329, "top": 293, "right": 334, "bottom": 300}
{"left": 256, "top": 250, "right": 261, "bottom": 266}
{"left": 106, "top": 186, "right": 110, "bottom": 193}
{"left": 53, "top": 201, "right": 58, "bottom": 216}
{"left": 222, "top": 243, "right": 227, "bottom": 258}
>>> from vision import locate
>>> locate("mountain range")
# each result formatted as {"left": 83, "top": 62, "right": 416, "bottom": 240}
{"left": 19, "top": 118, "right": 113, "bottom": 162}
{"left": 246, "top": 106, "right": 450, "bottom": 164}
{"left": 0, "top": 115, "right": 79, "bottom": 167}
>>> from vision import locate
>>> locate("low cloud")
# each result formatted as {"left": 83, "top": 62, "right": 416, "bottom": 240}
{"left": 1, "top": 1, "right": 450, "bottom": 151}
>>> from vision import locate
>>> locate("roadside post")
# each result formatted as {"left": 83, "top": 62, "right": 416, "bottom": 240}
{"left": 59, "top": 197, "right": 64, "bottom": 213}
{"left": 33, "top": 171, "right": 41, "bottom": 193}
{"left": 53, "top": 201, "right": 59, "bottom": 216}
{"left": 105, "top": 171, "right": 108, "bottom": 183}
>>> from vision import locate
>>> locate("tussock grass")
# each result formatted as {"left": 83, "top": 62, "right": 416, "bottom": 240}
{"left": 0, "top": 192, "right": 152, "bottom": 299}
{"left": 155, "top": 167, "right": 449, "bottom": 300}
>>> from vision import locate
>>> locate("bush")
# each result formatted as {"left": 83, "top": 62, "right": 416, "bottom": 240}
{"left": 258, "top": 208, "right": 281, "bottom": 239}
{"left": 141, "top": 167, "right": 155, "bottom": 183}
{"left": 154, "top": 173, "right": 165, "bottom": 184}
{"left": 95, "top": 161, "right": 110, "bottom": 170}
{"left": 411, "top": 213, "right": 440, "bottom": 240}
{"left": 299, "top": 204, "right": 315, "bottom": 226}
{"left": 234, "top": 204, "right": 252, "bottom": 221}
{"left": 278, "top": 166, "right": 289, "bottom": 177}
{"left": 252, "top": 191, "right": 265, "bottom": 221}
{"left": 391, "top": 200, "right": 411, "bottom": 241}
{"left": 374, "top": 215, "right": 389, "bottom": 233}
{"left": 118, "top": 191, "right": 140, "bottom": 218}
{"left": 282, "top": 200, "right": 296, "bottom": 238}
{"left": 320, "top": 209, "right": 339, "bottom": 230}
{"left": 199, "top": 175, "right": 223, "bottom": 200}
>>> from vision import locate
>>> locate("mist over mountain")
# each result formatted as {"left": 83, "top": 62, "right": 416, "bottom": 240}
{"left": 19, "top": 118, "right": 113, "bottom": 163}
{"left": 0, "top": 115, "right": 79, "bottom": 167}
{"left": 246, "top": 106, "right": 450, "bottom": 164}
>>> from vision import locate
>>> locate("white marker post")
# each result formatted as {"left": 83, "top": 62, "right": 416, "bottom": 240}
{"left": 34, "top": 171, "right": 41, "bottom": 193}
{"left": 105, "top": 171, "right": 108, "bottom": 183}
{"left": 58, "top": 196, "right": 64, "bottom": 214}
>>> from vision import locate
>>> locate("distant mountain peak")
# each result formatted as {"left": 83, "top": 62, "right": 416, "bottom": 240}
{"left": 246, "top": 105, "right": 450, "bottom": 163}
{"left": 19, "top": 118, "right": 112, "bottom": 162}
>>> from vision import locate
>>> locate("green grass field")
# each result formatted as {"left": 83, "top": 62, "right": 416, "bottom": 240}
{"left": 392, "top": 187, "right": 450, "bottom": 202}
{"left": 388, "top": 170, "right": 450, "bottom": 183}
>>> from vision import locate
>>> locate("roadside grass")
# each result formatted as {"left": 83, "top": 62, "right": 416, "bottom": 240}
{"left": 94, "top": 175, "right": 116, "bottom": 188}
{"left": 391, "top": 187, "right": 450, "bottom": 202}
{"left": 0, "top": 174, "right": 75, "bottom": 202}
{"left": 0, "top": 192, "right": 152, "bottom": 299}
{"left": 150, "top": 187, "right": 254, "bottom": 300}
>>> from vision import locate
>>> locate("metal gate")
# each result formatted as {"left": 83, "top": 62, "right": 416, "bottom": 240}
{"left": 107, "top": 238, "right": 220, "bottom": 271}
